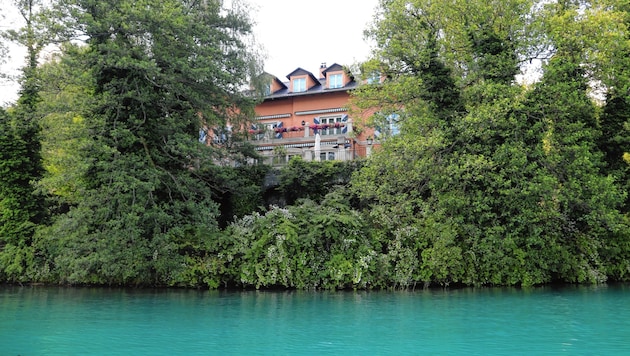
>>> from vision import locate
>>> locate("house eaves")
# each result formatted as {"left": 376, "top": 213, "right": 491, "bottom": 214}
{"left": 263, "top": 80, "right": 358, "bottom": 101}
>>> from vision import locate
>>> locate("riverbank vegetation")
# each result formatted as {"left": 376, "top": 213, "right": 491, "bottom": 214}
{"left": 1, "top": 0, "right": 629, "bottom": 289}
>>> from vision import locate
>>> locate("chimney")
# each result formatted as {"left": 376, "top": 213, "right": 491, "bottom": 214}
{"left": 319, "top": 62, "right": 327, "bottom": 79}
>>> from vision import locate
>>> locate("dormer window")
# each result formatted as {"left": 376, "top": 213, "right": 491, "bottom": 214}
{"left": 293, "top": 78, "right": 306, "bottom": 92}
{"left": 367, "top": 72, "right": 381, "bottom": 84}
{"left": 329, "top": 73, "right": 343, "bottom": 89}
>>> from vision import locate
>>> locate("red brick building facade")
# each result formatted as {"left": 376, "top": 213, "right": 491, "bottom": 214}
{"left": 250, "top": 63, "right": 374, "bottom": 164}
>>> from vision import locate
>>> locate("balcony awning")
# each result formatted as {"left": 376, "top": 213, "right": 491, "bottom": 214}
{"left": 295, "top": 108, "right": 347, "bottom": 116}
{"left": 255, "top": 113, "right": 292, "bottom": 120}
{"left": 255, "top": 140, "right": 347, "bottom": 151}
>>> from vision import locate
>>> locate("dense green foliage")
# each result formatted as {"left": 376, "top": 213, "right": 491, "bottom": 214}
{"left": 206, "top": 163, "right": 270, "bottom": 228}
{"left": 277, "top": 158, "right": 364, "bottom": 206}
{"left": 1, "top": 0, "right": 629, "bottom": 289}
{"left": 347, "top": 0, "right": 630, "bottom": 287}
{"left": 0, "top": 108, "right": 40, "bottom": 282}
{"left": 2, "top": 0, "right": 264, "bottom": 286}
{"left": 0, "top": 0, "right": 49, "bottom": 283}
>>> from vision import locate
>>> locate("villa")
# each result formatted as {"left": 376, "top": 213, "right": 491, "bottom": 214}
{"left": 247, "top": 63, "right": 376, "bottom": 165}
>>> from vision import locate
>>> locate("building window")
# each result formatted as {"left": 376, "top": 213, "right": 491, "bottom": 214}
{"left": 367, "top": 72, "right": 381, "bottom": 84}
{"left": 373, "top": 113, "right": 401, "bottom": 139}
{"left": 388, "top": 114, "right": 400, "bottom": 136}
{"left": 329, "top": 74, "right": 343, "bottom": 88}
{"left": 293, "top": 78, "right": 306, "bottom": 92}
{"left": 320, "top": 116, "right": 343, "bottom": 135}
{"left": 320, "top": 152, "right": 336, "bottom": 161}
{"left": 264, "top": 83, "right": 271, "bottom": 96}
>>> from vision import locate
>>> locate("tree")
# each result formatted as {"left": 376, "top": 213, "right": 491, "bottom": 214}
{"left": 351, "top": 0, "right": 472, "bottom": 286}
{"left": 37, "top": 0, "right": 263, "bottom": 285}
{"left": 277, "top": 158, "right": 363, "bottom": 206}
{"left": 34, "top": 44, "right": 94, "bottom": 209}
{"left": 595, "top": 0, "right": 630, "bottom": 212}
{"left": 220, "top": 190, "right": 374, "bottom": 290}
{"left": 0, "top": 0, "right": 50, "bottom": 283}
{"left": 350, "top": 0, "right": 629, "bottom": 287}
{"left": 0, "top": 108, "right": 39, "bottom": 282}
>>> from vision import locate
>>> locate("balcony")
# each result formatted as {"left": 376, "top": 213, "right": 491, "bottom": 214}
{"left": 249, "top": 126, "right": 356, "bottom": 165}
{"left": 243, "top": 119, "right": 375, "bottom": 165}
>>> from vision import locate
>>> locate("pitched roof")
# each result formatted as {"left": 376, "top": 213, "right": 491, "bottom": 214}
{"left": 259, "top": 63, "right": 357, "bottom": 100}
{"left": 286, "top": 67, "right": 320, "bottom": 83}
{"left": 321, "top": 63, "right": 344, "bottom": 77}
{"left": 270, "top": 75, "right": 287, "bottom": 91}
{"left": 263, "top": 78, "right": 358, "bottom": 100}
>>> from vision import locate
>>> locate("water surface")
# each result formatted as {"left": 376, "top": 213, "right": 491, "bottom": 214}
{"left": 1, "top": 285, "right": 629, "bottom": 355}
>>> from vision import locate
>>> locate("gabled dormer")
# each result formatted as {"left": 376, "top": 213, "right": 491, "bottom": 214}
{"left": 286, "top": 68, "right": 320, "bottom": 93}
{"left": 268, "top": 75, "right": 287, "bottom": 95}
{"left": 254, "top": 73, "right": 288, "bottom": 96}
{"left": 321, "top": 63, "right": 353, "bottom": 89}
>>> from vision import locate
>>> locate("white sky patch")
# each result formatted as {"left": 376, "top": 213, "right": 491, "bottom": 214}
{"left": 0, "top": 0, "right": 27, "bottom": 106}
{"left": 0, "top": 0, "right": 380, "bottom": 105}
{"left": 249, "top": 0, "right": 379, "bottom": 79}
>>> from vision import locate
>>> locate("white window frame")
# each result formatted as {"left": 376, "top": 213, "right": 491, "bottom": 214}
{"left": 329, "top": 73, "right": 343, "bottom": 89}
{"left": 319, "top": 115, "right": 343, "bottom": 136}
{"left": 388, "top": 114, "right": 400, "bottom": 136}
{"left": 293, "top": 77, "right": 306, "bottom": 92}
{"left": 374, "top": 113, "right": 401, "bottom": 139}
{"left": 367, "top": 72, "right": 381, "bottom": 84}
{"left": 319, "top": 151, "right": 336, "bottom": 161}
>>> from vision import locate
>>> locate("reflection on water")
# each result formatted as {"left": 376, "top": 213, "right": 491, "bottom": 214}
{"left": 1, "top": 285, "right": 629, "bottom": 355}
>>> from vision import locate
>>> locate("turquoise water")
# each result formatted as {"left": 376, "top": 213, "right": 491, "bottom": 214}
{"left": 1, "top": 285, "right": 629, "bottom": 355}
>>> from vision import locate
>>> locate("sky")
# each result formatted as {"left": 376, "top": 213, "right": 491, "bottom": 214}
{"left": 0, "top": 0, "right": 24, "bottom": 105}
{"left": 249, "top": 0, "right": 380, "bottom": 79}
{"left": 0, "top": 0, "right": 380, "bottom": 105}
